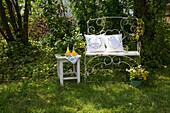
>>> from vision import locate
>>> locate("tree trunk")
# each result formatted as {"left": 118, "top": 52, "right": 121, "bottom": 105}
{"left": 23, "top": 0, "right": 29, "bottom": 43}
{"left": 134, "top": 0, "right": 140, "bottom": 17}
{"left": 0, "top": 0, "right": 15, "bottom": 42}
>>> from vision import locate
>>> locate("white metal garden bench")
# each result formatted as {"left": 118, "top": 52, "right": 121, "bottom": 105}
{"left": 84, "top": 17, "right": 144, "bottom": 81}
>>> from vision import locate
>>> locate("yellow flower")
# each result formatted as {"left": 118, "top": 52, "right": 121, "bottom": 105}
{"left": 136, "top": 35, "right": 139, "bottom": 40}
{"left": 143, "top": 76, "right": 147, "bottom": 80}
{"left": 132, "top": 34, "right": 135, "bottom": 37}
{"left": 145, "top": 71, "right": 149, "bottom": 76}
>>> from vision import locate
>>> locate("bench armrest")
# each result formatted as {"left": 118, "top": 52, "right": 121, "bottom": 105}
{"left": 84, "top": 42, "right": 87, "bottom": 52}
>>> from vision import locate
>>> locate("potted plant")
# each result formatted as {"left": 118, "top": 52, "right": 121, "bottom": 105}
{"left": 126, "top": 65, "right": 149, "bottom": 88}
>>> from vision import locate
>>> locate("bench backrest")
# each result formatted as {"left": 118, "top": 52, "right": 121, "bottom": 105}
{"left": 86, "top": 17, "right": 141, "bottom": 52}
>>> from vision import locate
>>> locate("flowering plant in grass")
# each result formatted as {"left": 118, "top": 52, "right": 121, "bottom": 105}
{"left": 126, "top": 65, "right": 149, "bottom": 81}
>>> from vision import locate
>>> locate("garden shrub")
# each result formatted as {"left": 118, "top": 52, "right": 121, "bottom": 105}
{"left": 141, "top": 19, "right": 169, "bottom": 69}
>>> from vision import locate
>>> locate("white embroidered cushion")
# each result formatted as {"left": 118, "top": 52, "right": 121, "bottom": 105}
{"left": 85, "top": 35, "right": 105, "bottom": 52}
{"left": 104, "top": 34, "right": 125, "bottom": 51}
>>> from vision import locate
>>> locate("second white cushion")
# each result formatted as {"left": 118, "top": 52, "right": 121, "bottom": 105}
{"left": 103, "top": 34, "right": 125, "bottom": 52}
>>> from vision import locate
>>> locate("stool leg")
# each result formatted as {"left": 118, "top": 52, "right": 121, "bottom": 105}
{"left": 77, "top": 59, "right": 80, "bottom": 84}
{"left": 73, "top": 64, "right": 76, "bottom": 72}
{"left": 59, "top": 61, "right": 64, "bottom": 86}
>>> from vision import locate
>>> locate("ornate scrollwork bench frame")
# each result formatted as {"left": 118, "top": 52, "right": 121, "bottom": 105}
{"left": 84, "top": 17, "right": 142, "bottom": 81}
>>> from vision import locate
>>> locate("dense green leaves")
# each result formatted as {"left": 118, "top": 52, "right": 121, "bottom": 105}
{"left": 69, "top": 0, "right": 126, "bottom": 34}
{"left": 32, "top": 0, "right": 77, "bottom": 48}
{"left": 138, "top": 1, "right": 169, "bottom": 69}
{"left": 0, "top": 0, "right": 169, "bottom": 82}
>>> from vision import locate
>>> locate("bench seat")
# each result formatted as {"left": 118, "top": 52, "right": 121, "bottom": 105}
{"left": 86, "top": 51, "right": 140, "bottom": 56}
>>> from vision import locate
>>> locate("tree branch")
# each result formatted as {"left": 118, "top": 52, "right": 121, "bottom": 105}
{"left": 0, "top": 0, "right": 14, "bottom": 41}
{"left": 13, "top": 0, "right": 22, "bottom": 29}
{"left": 155, "top": 0, "right": 167, "bottom": 14}
{"left": 155, "top": 0, "right": 163, "bottom": 15}
{"left": 11, "top": 0, "right": 16, "bottom": 6}
{"left": 5, "top": 0, "right": 18, "bottom": 33}
{"left": 60, "top": 0, "right": 66, "bottom": 16}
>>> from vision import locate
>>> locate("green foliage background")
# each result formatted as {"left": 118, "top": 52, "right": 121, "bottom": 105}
{"left": 0, "top": 0, "right": 169, "bottom": 82}
{"left": 69, "top": 0, "right": 127, "bottom": 34}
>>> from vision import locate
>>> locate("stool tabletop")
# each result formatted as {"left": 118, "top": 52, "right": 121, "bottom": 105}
{"left": 55, "top": 54, "right": 66, "bottom": 60}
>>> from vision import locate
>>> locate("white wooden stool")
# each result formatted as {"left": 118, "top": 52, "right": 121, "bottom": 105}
{"left": 55, "top": 54, "right": 80, "bottom": 86}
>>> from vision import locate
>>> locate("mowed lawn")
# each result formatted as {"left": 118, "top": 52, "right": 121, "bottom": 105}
{"left": 0, "top": 69, "right": 169, "bottom": 113}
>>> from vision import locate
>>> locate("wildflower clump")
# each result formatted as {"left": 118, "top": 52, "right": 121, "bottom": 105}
{"left": 122, "top": 17, "right": 144, "bottom": 41}
{"left": 131, "top": 18, "right": 144, "bottom": 40}
{"left": 126, "top": 65, "right": 149, "bottom": 81}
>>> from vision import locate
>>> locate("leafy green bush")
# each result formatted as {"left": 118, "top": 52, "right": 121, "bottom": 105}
{"left": 34, "top": 0, "right": 77, "bottom": 47}
{"left": 139, "top": 1, "right": 169, "bottom": 69}
{"left": 141, "top": 20, "right": 169, "bottom": 69}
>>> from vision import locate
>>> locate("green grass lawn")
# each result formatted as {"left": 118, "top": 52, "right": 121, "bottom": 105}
{"left": 0, "top": 70, "right": 169, "bottom": 113}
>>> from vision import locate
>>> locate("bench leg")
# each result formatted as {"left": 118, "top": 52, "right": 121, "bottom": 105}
{"left": 57, "top": 60, "right": 60, "bottom": 78}
{"left": 84, "top": 55, "right": 87, "bottom": 81}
